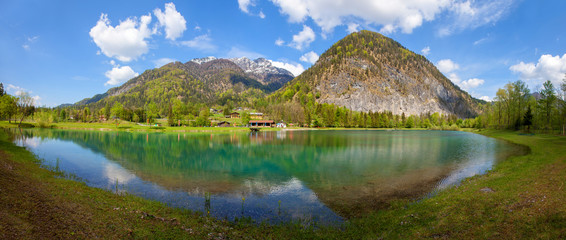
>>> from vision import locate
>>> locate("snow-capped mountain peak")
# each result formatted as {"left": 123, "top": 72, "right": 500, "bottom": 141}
{"left": 229, "top": 57, "right": 293, "bottom": 77}
{"left": 187, "top": 56, "right": 294, "bottom": 82}
{"left": 190, "top": 56, "right": 217, "bottom": 64}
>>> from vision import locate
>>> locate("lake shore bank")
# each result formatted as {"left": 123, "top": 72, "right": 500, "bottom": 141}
{"left": 0, "top": 121, "right": 432, "bottom": 133}
{"left": 0, "top": 124, "right": 564, "bottom": 239}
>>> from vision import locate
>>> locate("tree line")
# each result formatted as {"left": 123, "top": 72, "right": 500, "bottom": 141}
{"left": 2, "top": 77, "right": 565, "bottom": 133}
{"left": 474, "top": 79, "right": 566, "bottom": 134}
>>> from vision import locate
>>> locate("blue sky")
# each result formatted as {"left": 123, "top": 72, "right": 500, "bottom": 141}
{"left": 1, "top": 0, "right": 565, "bottom": 107}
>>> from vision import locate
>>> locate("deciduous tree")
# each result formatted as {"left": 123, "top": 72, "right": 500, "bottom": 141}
{"left": 241, "top": 111, "right": 250, "bottom": 126}
{"left": 111, "top": 102, "right": 124, "bottom": 120}
{"left": 16, "top": 92, "right": 35, "bottom": 128}
{"left": 560, "top": 76, "right": 566, "bottom": 135}
{"left": 538, "top": 80, "right": 557, "bottom": 129}
{"left": 195, "top": 109, "right": 210, "bottom": 127}
{"left": 0, "top": 94, "right": 17, "bottom": 122}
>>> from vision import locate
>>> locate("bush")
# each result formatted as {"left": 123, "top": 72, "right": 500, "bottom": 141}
{"left": 441, "top": 124, "right": 460, "bottom": 131}
{"left": 35, "top": 111, "right": 53, "bottom": 128}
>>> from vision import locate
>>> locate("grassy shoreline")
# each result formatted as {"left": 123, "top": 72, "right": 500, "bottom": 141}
{"left": 0, "top": 121, "right": 286, "bottom": 133}
{"left": 0, "top": 124, "right": 564, "bottom": 239}
{"left": 1, "top": 121, "right": 437, "bottom": 133}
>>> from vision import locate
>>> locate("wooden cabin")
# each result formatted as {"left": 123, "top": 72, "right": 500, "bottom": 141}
{"left": 249, "top": 120, "right": 275, "bottom": 127}
{"left": 217, "top": 121, "right": 231, "bottom": 127}
{"left": 230, "top": 112, "right": 240, "bottom": 118}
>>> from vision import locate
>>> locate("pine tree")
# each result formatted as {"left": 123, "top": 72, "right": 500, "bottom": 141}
{"left": 104, "top": 102, "right": 111, "bottom": 121}
{"left": 523, "top": 105, "right": 533, "bottom": 133}
{"left": 167, "top": 104, "right": 174, "bottom": 126}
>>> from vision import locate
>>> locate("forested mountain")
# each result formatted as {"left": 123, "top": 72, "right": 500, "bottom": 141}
{"left": 270, "top": 30, "right": 480, "bottom": 118}
{"left": 68, "top": 30, "right": 482, "bottom": 126}
{"left": 73, "top": 57, "right": 294, "bottom": 111}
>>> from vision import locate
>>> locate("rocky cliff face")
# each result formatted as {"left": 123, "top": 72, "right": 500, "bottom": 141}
{"left": 275, "top": 30, "right": 479, "bottom": 118}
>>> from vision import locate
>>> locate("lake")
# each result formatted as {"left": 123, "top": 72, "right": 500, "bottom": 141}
{"left": 10, "top": 129, "right": 525, "bottom": 225}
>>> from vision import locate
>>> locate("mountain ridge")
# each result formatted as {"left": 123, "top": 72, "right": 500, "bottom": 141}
{"left": 71, "top": 57, "right": 295, "bottom": 110}
{"left": 70, "top": 30, "right": 480, "bottom": 120}
{"left": 271, "top": 30, "right": 480, "bottom": 118}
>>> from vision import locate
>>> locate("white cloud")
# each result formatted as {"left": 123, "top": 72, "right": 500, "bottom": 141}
{"left": 299, "top": 51, "right": 319, "bottom": 64}
{"left": 289, "top": 25, "right": 315, "bottom": 50}
{"left": 238, "top": 0, "right": 254, "bottom": 13}
{"left": 473, "top": 37, "right": 489, "bottom": 45}
{"left": 436, "top": 59, "right": 484, "bottom": 91}
{"left": 275, "top": 38, "right": 285, "bottom": 46}
{"left": 154, "top": 2, "right": 187, "bottom": 41}
{"left": 22, "top": 36, "right": 39, "bottom": 51}
{"left": 239, "top": 0, "right": 266, "bottom": 18}
{"left": 346, "top": 23, "right": 360, "bottom": 33}
{"left": 271, "top": 0, "right": 309, "bottom": 23}
{"left": 89, "top": 13, "right": 153, "bottom": 62}
{"left": 479, "top": 96, "right": 491, "bottom": 101}
{"left": 6, "top": 84, "right": 26, "bottom": 96}
{"left": 460, "top": 78, "right": 485, "bottom": 90}
{"left": 439, "top": 0, "right": 516, "bottom": 37}
{"left": 32, "top": 95, "right": 42, "bottom": 105}
{"left": 179, "top": 34, "right": 217, "bottom": 51}
{"left": 270, "top": 0, "right": 515, "bottom": 35}
{"left": 27, "top": 36, "right": 39, "bottom": 42}
{"left": 421, "top": 46, "right": 431, "bottom": 55}
{"left": 6, "top": 84, "right": 41, "bottom": 105}
{"left": 436, "top": 59, "right": 460, "bottom": 73}
{"left": 448, "top": 72, "right": 461, "bottom": 82}
{"left": 271, "top": 0, "right": 451, "bottom": 34}
{"left": 270, "top": 60, "right": 305, "bottom": 76}
{"left": 105, "top": 65, "right": 139, "bottom": 86}
{"left": 153, "top": 58, "right": 177, "bottom": 68}
{"left": 226, "top": 47, "right": 264, "bottom": 59}
{"left": 510, "top": 54, "right": 566, "bottom": 87}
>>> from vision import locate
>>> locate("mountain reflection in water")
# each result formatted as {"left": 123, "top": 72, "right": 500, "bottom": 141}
{"left": 11, "top": 129, "right": 526, "bottom": 224}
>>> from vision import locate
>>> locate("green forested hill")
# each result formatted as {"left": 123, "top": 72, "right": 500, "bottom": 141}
{"left": 73, "top": 58, "right": 293, "bottom": 117}
{"left": 68, "top": 31, "right": 481, "bottom": 126}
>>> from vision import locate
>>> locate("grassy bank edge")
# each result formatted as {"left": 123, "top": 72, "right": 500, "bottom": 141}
{"left": 339, "top": 129, "right": 566, "bottom": 239}
{"left": 1, "top": 125, "right": 564, "bottom": 239}
{"left": 0, "top": 127, "right": 321, "bottom": 239}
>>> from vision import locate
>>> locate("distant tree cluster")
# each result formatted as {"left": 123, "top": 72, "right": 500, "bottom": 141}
{"left": 476, "top": 78, "right": 566, "bottom": 134}
{"left": 0, "top": 83, "right": 37, "bottom": 127}
{"left": 257, "top": 95, "right": 463, "bottom": 130}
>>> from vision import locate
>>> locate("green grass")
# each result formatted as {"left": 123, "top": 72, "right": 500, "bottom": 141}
{"left": 330, "top": 129, "right": 566, "bottom": 239}
{"left": 0, "top": 128, "right": 319, "bottom": 239}
{"left": 0, "top": 121, "right": 284, "bottom": 133}
{"left": 0, "top": 126, "right": 564, "bottom": 239}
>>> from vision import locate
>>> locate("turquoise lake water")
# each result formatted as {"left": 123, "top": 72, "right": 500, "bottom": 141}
{"left": 11, "top": 129, "right": 525, "bottom": 225}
